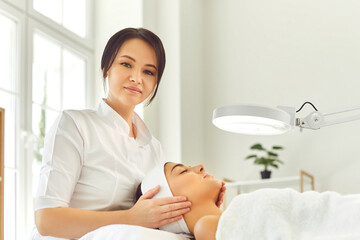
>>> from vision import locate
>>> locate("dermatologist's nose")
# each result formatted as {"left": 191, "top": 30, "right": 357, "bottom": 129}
{"left": 129, "top": 69, "right": 142, "bottom": 84}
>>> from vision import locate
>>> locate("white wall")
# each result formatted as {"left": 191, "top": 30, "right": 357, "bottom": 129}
{"left": 179, "top": 0, "right": 205, "bottom": 167}
{"left": 203, "top": 0, "right": 360, "bottom": 194}
{"left": 142, "top": 0, "right": 182, "bottom": 163}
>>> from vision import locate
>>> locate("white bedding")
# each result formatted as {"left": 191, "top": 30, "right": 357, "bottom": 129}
{"left": 216, "top": 188, "right": 360, "bottom": 240}
{"left": 80, "top": 224, "right": 193, "bottom": 240}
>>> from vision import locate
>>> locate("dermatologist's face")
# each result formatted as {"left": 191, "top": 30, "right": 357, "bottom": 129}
{"left": 164, "top": 163, "right": 222, "bottom": 203}
{"left": 106, "top": 38, "right": 158, "bottom": 107}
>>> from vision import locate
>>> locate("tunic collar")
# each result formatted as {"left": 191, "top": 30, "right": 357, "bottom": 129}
{"left": 97, "top": 99, "right": 152, "bottom": 146}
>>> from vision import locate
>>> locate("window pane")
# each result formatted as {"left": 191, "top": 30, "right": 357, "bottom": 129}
{"left": 63, "top": 0, "right": 86, "bottom": 38}
{"left": 33, "top": 0, "right": 62, "bottom": 24}
{"left": 4, "top": 169, "right": 16, "bottom": 240}
{"left": 0, "top": 13, "right": 16, "bottom": 92}
{"left": 0, "top": 92, "right": 16, "bottom": 168}
{"left": 32, "top": 104, "right": 59, "bottom": 163}
{"left": 33, "top": 0, "right": 87, "bottom": 38}
{"left": 62, "top": 49, "right": 86, "bottom": 110}
{"left": 33, "top": 34, "right": 61, "bottom": 110}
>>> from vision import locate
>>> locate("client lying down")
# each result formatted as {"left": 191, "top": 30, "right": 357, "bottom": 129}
{"left": 141, "top": 162, "right": 223, "bottom": 239}
{"left": 141, "top": 162, "right": 360, "bottom": 240}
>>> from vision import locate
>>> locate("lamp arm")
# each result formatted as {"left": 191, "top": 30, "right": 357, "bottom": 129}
{"left": 322, "top": 114, "right": 360, "bottom": 127}
{"left": 322, "top": 105, "right": 360, "bottom": 116}
{"left": 296, "top": 105, "right": 360, "bottom": 130}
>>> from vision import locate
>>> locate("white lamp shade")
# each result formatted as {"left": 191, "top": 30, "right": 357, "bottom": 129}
{"left": 212, "top": 105, "right": 294, "bottom": 135}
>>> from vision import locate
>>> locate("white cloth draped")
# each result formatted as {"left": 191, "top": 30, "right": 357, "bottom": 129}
{"left": 217, "top": 188, "right": 360, "bottom": 240}
{"left": 79, "top": 225, "right": 193, "bottom": 240}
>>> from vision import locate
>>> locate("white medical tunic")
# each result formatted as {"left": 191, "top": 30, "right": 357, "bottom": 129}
{"left": 33, "top": 100, "right": 164, "bottom": 239}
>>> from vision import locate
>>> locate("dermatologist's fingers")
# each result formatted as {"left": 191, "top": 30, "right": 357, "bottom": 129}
{"left": 129, "top": 197, "right": 166, "bottom": 228}
{"left": 217, "top": 191, "right": 225, "bottom": 207}
{"left": 142, "top": 188, "right": 191, "bottom": 210}
{"left": 155, "top": 196, "right": 189, "bottom": 206}
{"left": 160, "top": 201, "right": 192, "bottom": 213}
{"left": 140, "top": 185, "right": 161, "bottom": 200}
{"left": 216, "top": 182, "right": 227, "bottom": 207}
{"left": 161, "top": 206, "right": 191, "bottom": 219}
{"left": 129, "top": 200, "right": 187, "bottom": 228}
{"left": 129, "top": 189, "right": 190, "bottom": 229}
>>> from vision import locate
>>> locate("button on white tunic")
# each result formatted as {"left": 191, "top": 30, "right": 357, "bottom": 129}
{"left": 35, "top": 100, "right": 164, "bottom": 212}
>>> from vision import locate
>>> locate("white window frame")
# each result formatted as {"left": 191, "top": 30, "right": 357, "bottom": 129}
{"left": 27, "top": 0, "right": 94, "bottom": 50}
{"left": 26, "top": 17, "right": 95, "bottom": 109}
{"left": 0, "top": 0, "right": 94, "bottom": 238}
{"left": 2, "top": 0, "right": 25, "bottom": 11}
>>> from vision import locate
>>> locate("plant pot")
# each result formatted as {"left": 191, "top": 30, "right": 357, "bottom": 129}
{"left": 261, "top": 170, "right": 271, "bottom": 179}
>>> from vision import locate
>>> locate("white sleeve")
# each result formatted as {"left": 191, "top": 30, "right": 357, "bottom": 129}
{"left": 35, "top": 111, "right": 84, "bottom": 211}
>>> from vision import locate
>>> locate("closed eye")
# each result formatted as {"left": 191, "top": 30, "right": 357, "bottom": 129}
{"left": 121, "top": 62, "right": 131, "bottom": 68}
{"left": 180, "top": 169, "right": 188, "bottom": 174}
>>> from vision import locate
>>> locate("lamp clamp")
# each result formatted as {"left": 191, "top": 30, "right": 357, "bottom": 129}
{"left": 296, "top": 104, "right": 360, "bottom": 131}
{"left": 296, "top": 111, "right": 325, "bottom": 130}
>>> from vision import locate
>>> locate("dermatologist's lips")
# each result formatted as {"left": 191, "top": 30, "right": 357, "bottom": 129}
{"left": 124, "top": 86, "right": 142, "bottom": 94}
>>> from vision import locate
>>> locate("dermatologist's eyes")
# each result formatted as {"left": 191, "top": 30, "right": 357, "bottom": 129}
{"left": 121, "top": 62, "right": 131, "bottom": 68}
{"left": 120, "top": 62, "right": 155, "bottom": 76}
{"left": 144, "top": 70, "right": 155, "bottom": 76}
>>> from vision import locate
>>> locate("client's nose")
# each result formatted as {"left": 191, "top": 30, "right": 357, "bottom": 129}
{"left": 193, "top": 164, "right": 205, "bottom": 174}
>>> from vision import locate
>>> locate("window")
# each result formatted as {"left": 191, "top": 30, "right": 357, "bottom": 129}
{"left": 0, "top": 0, "right": 94, "bottom": 239}
{"left": 33, "top": 0, "right": 86, "bottom": 37}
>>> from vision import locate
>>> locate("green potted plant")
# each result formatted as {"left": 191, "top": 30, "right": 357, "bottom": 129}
{"left": 245, "top": 143, "right": 284, "bottom": 179}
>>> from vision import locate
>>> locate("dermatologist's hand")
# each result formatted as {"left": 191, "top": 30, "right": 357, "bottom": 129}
{"left": 216, "top": 181, "right": 226, "bottom": 207}
{"left": 127, "top": 185, "right": 191, "bottom": 228}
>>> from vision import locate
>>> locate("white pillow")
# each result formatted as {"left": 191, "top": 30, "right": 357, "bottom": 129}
{"left": 80, "top": 224, "right": 193, "bottom": 240}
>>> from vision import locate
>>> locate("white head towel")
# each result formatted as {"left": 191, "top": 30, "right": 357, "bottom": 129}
{"left": 141, "top": 162, "right": 190, "bottom": 234}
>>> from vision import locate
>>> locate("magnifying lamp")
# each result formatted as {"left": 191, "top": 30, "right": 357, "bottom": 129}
{"left": 212, "top": 102, "right": 360, "bottom": 135}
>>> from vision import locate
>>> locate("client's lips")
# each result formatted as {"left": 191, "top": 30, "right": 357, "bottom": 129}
{"left": 124, "top": 86, "right": 142, "bottom": 94}
{"left": 203, "top": 173, "right": 214, "bottom": 179}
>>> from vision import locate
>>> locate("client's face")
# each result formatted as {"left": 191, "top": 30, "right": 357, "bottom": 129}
{"left": 164, "top": 163, "right": 222, "bottom": 204}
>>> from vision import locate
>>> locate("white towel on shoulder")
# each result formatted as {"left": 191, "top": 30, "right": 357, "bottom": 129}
{"left": 216, "top": 188, "right": 360, "bottom": 240}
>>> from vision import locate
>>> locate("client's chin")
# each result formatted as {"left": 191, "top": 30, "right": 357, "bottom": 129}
{"left": 200, "top": 178, "right": 223, "bottom": 204}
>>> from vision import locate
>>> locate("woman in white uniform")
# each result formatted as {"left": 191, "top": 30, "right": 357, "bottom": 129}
{"left": 33, "top": 28, "right": 197, "bottom": 239}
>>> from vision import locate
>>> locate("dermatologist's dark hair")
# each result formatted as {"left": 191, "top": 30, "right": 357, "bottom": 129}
{"left": 101, "top": 27, "right": 166, "bottom": 104}
{"left": 135, "top": 183, "right": 143, "bottom": 203}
